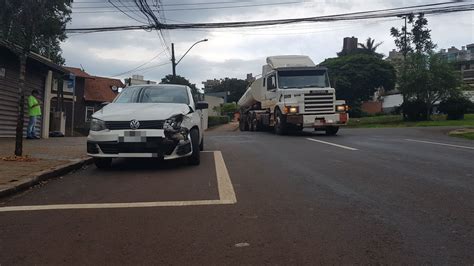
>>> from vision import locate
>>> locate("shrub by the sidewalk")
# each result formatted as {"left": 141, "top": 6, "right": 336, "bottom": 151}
{"left": 438, "top": 96, "right": 472, "bottom": 120}
{"left": 208, "top": 116, "right": 229, "bottom": 127}
{"left": 402, "top": 99, "right": 429, "bottom": 121}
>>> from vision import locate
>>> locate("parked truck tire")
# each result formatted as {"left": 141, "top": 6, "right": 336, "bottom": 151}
{"left": 274, "top": 108, "right": 287, "bottom": 135}
{"left": 239, "top": 113, "right": 249, "bottom": 131}
{"left": 325, "top": 126, "right": 339, "bottom": 136}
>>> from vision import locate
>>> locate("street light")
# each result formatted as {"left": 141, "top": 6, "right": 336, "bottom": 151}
{"left": 171, "top": 39, "right": 208, "bottom": 80}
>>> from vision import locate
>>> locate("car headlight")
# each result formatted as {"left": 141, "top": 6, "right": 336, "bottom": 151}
{"left": 90, "top": 118, "right": 106, "bottom": 131}
{"left": 164, "top": 115, "right": 184, "bottom": 131}
{"left": 336, "top": 105, "right": 349, "bottom": 112}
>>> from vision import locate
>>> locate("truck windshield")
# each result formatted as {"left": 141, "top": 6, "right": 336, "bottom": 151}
{"left": 278, "top": 70, "right": 329, "bottom": 89}
{"left": 114, "top": 86, "right": 189, "bottom": 104}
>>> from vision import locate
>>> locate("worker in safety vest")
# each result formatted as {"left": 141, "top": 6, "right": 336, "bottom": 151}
{"left": 27, "top": 89, "right": 42, "bottom": 139}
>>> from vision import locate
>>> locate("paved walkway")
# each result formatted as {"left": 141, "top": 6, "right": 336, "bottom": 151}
{"left": 0, "top": 137, "right": 87, "bottom": 192}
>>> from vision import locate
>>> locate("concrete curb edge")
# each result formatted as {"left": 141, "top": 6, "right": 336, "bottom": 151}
{"left": 0, "top": 157, "right": 93, "bottom": 199}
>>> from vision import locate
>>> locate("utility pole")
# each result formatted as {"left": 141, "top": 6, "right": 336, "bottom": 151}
{"left": 171, "top": 43, "right": 176, "bottom": 81}
{"left": 403, "top": 15, "right": 407, "bottom": 59}
{"left": 170, "top": 39, "right": 208, "bottom": 83}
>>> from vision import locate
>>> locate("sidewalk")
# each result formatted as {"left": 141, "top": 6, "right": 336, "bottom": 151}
{"left": 0, "top": 137, "right": 88, "bottom": 194}
{"left": 206, "top": 121, "right": 239, "bottom": 132}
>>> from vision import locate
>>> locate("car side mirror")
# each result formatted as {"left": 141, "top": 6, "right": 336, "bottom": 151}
{"left": 195, "top": 101, "right": 209, "bottom": 110}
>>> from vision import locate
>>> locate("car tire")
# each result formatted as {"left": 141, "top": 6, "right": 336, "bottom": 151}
{"left": 94, "top": 157, "right": 112, "bottom": 169}
{"left": 188, "top": 128, "right": 201, "bottom": 166}
{"left": 274, "top": 108, "right": 287, "bottom": 135}
{"left": 325, "top": 126, "right": 339, "bottom": 136}
{"left": 199, "top": 137, "right": 204, "bottom": 151}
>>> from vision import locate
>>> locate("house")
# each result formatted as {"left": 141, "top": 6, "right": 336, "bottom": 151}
{"left": 0, "top": 41, "right": 70, "bottom": 138}
{"left": 83, "top": 76, "right": 124, "bottom": 125}
{"left": 63, "top": 66, "right": 124, "bottom": 134}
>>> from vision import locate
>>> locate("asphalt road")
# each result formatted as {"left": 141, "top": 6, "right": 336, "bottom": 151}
{"left": 1, "top": 127, "right": 473, "bottom": 265}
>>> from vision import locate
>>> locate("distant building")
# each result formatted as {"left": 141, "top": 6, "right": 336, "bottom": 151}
{"left": 246, "top": 73, "right": 256, "bottom": 83}
{"left": 386, "top": 49, "right": 404, "bottom": 61}
{"left": 439, "top": 44, "right": 473, "bottom": 62}
{"left": 341, "top": 37, "right": 358, "bottom": 54}
{"left": 202, "top": 79, "right": 221, "bottom": 91}
{"left": 125, "top": 74, "right": 156, "bottom": 86}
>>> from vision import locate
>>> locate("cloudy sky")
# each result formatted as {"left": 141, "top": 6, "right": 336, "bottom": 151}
{"left": 63, "top": 0, "right": 474, "bottom": 89}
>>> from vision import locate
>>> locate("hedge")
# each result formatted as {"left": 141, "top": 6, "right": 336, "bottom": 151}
{"left": 208, "top": 116, "right": 229, "bottom": 127}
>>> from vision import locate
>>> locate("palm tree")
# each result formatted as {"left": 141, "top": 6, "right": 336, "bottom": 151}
{"left": 358, "top": 37, "right": 383, "bottom": 53}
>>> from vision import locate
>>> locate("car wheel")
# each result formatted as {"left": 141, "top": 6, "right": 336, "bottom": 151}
{"left": 325, "top": 126, "right": 339, "bottom": 136}
{"left": 188, "top": 128, "right": 201, "bottom": 165}
{"left": 199, "top": 137, "right": 204, "bottom": 151}
{"left": 274, "top": 109, "right": 287, "bottom": 135}
{"left": 94, "top": 157, "right": 112, "bottom": 169}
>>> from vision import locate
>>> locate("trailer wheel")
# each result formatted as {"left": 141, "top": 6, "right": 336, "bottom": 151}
{"left": 274, "top": 108, "right": 287, "bottom": 135}
{"left": 239, "top": 114, "right": 249, "bottom": 131}
{"left": 325, "top": 126, "right": 339, "bottom": 136}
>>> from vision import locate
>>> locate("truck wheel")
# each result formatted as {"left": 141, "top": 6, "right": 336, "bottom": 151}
{"left": 94, "top": 158, "right": 112, "bottom": 169}
{"left": 188, "top": 128, "right": 201, "bottom": 165}
{"left": 325, "top": 126, "right": 339, "bottom": 136}
{"left": 274, "top": 109, "right": 287, "bottom": 135}
{"left": 250, "top": 113, "right": 258, "bottom": 131}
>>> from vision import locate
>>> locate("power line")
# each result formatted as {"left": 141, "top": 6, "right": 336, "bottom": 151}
{"left": 111, "top": 48, "right": 167, "bottom": 77}
{"left": 66, "top": 2, "right": 474, "bottom": 32}
{"left": 73, "top": 0, "right": 263, "bottom": 7}
{"left": 71, "top": 1, "right": 304, "bottom": 13}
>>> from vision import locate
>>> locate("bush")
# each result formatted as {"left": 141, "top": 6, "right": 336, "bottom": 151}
{"left": 208, "top": 116, "right": 229, "bottom": 127}
{"left": 438, "top": 96, "right": 472, "bottom": 120}
{"left": 402, "top": 100, "right": 429, "bottom": 121}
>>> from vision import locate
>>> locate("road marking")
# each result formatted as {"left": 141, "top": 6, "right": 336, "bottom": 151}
{"left": 0, "top": 151, "right": 237, "bottom": 212}
{"left": 405, "top": 139, "right": 474, "bottom": 150}
{"left": 214, "top": 151, "right": 237, "bottom": 203}
{"left": 306, "top": 138, "right": 359, "bottom": 151}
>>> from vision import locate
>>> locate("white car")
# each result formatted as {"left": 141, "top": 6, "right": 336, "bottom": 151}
{"left": 87, "top": 84, "right": 208, "bottom": 168}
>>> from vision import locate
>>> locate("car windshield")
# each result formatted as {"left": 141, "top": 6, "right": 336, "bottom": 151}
{"left": 113, "top": 86, "right": 189, "bottom": 104}
{"left": 278, "top": 69, "right": 329, "bottom": 89}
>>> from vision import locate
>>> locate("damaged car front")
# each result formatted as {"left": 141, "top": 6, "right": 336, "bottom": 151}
{"left": 87, "top": 84, "right": 207, "bottom": 168}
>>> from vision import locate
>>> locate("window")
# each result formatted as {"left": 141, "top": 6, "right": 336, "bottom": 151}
{"left": 85, "top": 106, "right": 94, "bottom": 122}
{"left": 267, "top": 74, "right": 276, "bottom": 90}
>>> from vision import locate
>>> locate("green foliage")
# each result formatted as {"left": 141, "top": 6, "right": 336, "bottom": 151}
{"left": 160, "top": 74, "right": 199, "bottom": 96}
{"left": 348, "top": 114, "right": 474, "bottom": 128}
{"left": 390, "top": 13, "right": 435, "bottom": 56}
{"left": 208, "top": 116, "right": 229, "bottom": 127}
{"left": 320, "top": 54, "right": 396, "bottom": 105}
{"left": 401, "top": 99, "right": 429, "bottom": 121}
{"left": 213, "top": 102, "right": 238, "bottom": 117}
{"left": 399, "top": 53, "right": 461, "bottom": 119}
{"left": 206, "top": 78, "right": 249, "bottom": 103}
{"left": 438, "top": 96, "right": 473, "bottom": 120}
{"left": 0, "top": 0, "right": 72, "bottom": 64}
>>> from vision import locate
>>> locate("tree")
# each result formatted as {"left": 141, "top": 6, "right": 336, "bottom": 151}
{"left": 319, "top": 54, "right": 396, "bottom": 107}
{"left": 358, "top": 37, "right": 383, "bottom": 54}
{"left": 390, "top": 13, "right": 460, "bottom": 120}
{"left": 160, "top": 74, "right": 199, "bottom": 97}
{"left": 206, "top": 78, "right": 249, "bottom": 103}
{"left": 0, "top": 0, "right": 72, "bottom": 156}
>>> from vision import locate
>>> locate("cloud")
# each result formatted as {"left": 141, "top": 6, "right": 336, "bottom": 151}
{"left": 63, "top": 0, "right": 474, "bottom": 88}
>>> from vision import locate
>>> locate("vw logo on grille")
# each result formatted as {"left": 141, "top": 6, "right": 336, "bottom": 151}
{"left": 130, "top": 119, "right": 140, "bottom": 130}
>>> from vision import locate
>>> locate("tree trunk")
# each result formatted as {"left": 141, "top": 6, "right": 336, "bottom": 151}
{"left": 14, "top": 53, "right": 27, "bottom": 156}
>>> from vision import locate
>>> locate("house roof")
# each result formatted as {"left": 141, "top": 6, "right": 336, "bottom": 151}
{"left": 84, "top": 76, "right": 124, "bottom": 102}
{"left": 0, "top": 40, "right": 69, "bottom": 74}
{"left": 64, "top": 67, "right": 92, "bottom": 78}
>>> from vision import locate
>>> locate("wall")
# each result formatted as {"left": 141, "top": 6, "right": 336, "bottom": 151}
{"left": 204, "top": 95, "right": 225, "bottom": 116}
{"left": 361, "top": 101, "right": 382, "bottom": 114}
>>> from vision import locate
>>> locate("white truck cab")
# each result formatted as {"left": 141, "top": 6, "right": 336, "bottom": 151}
{"left": 238, "top": 55, "right": 348, "bottom": 135}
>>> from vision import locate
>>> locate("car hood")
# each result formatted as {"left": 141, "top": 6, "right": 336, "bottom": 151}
{"left": 93, "top": 103, "right": 191, "bottom": 121}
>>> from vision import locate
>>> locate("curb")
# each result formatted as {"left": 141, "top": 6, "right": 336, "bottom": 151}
{"left": 0, "top": 157, "right": 93, "bottom": 199}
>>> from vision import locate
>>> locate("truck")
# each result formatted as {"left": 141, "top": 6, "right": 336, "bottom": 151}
{"left": 238, "top": 55, "right": 349, "bottom": 135}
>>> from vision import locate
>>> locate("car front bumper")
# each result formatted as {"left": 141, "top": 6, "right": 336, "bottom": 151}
{"left": 87, "top": 129, "right": 192, "bottom": 159}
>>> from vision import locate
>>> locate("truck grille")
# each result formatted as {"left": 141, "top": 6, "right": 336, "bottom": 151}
{"left": 105, "top": 120, "right": 165, "bottom": 130}
{"left": 304, "top": 91, "right": 335, "bottom": 114}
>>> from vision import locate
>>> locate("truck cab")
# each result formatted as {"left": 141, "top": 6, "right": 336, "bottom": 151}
{"left": 239, "top": 55, "right": 349, "bottom": 135}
